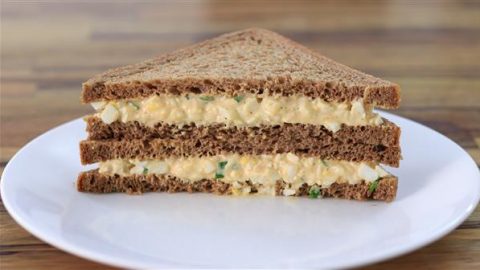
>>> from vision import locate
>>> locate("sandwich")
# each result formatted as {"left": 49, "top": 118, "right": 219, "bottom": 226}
{"left": 77, "top": 28, "right": 401, "bottom": 201}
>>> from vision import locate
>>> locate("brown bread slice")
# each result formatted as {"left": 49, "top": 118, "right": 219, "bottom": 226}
{"left": 81, "top": 28, "right": 400, "bottom": 109}
{"left": 79, "top": 138, "right": 401, "bottom": 167}
{"left": 85, "top": 116, "right": 401, "bottom": 147}
{"left": 77, "top": 170, "right": 398, "bottom": 202}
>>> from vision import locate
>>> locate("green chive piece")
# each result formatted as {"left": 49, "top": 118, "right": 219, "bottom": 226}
{"left": 215, "top": 161, "right": 228, "bottom": 179}
{"left": 218, "top": 161, "right": 228, "bottom": 170}
{"left": 142, "top": 167, "right": 148, "bottom": 175}
{"left": 321, "top": 160, "right": 328, "bottom": 167}
{"left": 128, "top": 101, "right": 140, "bottom": 110}
{"left": 199, "top": 96, "right": 214, "bottom": 101}
{"left": 368, "top": 178, "right": 381, "bottom": 195}
{"left": 308, "top": 186, "right": 321, "bottom": 199}
{"left": 233, "top": 95, "right": 244, "bottom": 103}
{"left": 185, "top": 94, "right": 190, "bottom": 100}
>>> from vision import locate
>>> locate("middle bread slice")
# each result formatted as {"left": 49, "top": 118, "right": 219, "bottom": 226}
{"left": 80, "top": 121, "right": 400, "bottom": 167}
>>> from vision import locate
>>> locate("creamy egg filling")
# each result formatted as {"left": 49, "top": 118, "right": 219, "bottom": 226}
{"left": 92, "top": 95, "right": 382, "bottom": 132}
{"left": 99, "top": 153, "right": 389, "bottom": 196}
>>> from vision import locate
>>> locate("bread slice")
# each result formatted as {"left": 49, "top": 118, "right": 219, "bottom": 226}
{"left": 81, "top": 28, "right": 400, "bottom": 109}
{"left": 84, "top": 116, "right": 401, "bottom": 147}
{"left": 77, "top": 170, "right": 397, "bottom": 201}
{"left": 79, "top": 138, "right": 400, "bottom": 167}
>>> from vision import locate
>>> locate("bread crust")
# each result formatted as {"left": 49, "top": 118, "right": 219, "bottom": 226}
{"left": 81, "top": 28, "right": 400, "bottom": 108}
{"left": 77, "top": 169, "right": 398, "bottom": 202}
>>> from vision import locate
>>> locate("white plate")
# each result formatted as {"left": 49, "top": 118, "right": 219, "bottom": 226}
{"left": 1, "top": 112, "right": 479, "bottom": 269}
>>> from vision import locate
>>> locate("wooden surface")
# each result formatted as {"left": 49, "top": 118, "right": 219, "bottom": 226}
{"left": 1, "top": 0, "right": 479, "bottom": 269}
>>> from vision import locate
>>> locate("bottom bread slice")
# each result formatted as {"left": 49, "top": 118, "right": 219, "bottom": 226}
{"left": 77, "top": 170, "right": 398, "bottom": 202}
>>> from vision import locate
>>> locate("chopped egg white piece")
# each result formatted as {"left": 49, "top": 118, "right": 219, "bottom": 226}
{"left": 358, "top": 163, "right": 381, "bottom": 181}
{"left": 283, "top": 188, "right": 297, "bottom": 196}
{"left": 100, "top": 104, "right": 120, "bottom": 124}
{"left": 91, "top": 101, "right": 106, "bottom": 110}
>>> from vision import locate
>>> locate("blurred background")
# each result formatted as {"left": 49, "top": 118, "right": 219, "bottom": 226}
{"left": 1, "top": 0, "right": 479, "bottom": 269}
{"left": 2, "top": 1, "right": 479, "bottom": 146}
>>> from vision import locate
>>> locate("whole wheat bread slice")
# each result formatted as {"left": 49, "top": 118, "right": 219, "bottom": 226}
{"left": 77, "top": 170, "right": 398, "bottom": 201}
{"left": 82, "top": 28, "right": 400, "bottom": 108}
{"left": 77, "top": 170, "right": 397, "bottom": 202}
{"left": 85, "top": 116, "right": 401, "bottom": 147}
{"left": 79, "top": 138, "right": 400, "bottom": 167}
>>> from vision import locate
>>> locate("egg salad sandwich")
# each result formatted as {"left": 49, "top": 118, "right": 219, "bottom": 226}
{"left": 78, "top": 28, "right": 401, "bottom": 201}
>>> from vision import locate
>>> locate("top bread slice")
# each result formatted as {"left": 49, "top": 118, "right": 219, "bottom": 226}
{"left": 82, "top": 28, "right": 400, "bottom": 109}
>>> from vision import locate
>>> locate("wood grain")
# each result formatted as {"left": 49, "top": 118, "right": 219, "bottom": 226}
{"left": 1, "top": 0, "right": 479, "bottom": 269}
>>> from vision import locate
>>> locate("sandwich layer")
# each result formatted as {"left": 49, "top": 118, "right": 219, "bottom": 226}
{"left": 85, "top": 116, "right": 400, "bottom": 146}
{"left": 92, "top": 94, "right": 382, "bottom": 131}
{"left": 98, "top": 154, "right": 389, "bottom": 187}
{"left": 82, "top": 28, "right": 400, "bottom": 108}
{"left": 80, "top": 138, "right": 401, "bottom": 166}
{"left": 77, "top": 170, "right": 398, "bottom": 202}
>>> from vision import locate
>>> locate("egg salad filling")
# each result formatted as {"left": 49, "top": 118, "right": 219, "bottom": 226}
{"left": 92, "top": 94, "right": 382, "bottom": 132}
{"left": 99, "top": 153, "right": 389, "bottom": 196}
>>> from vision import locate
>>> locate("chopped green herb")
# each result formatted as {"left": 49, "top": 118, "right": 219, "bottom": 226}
{"left": 185, "top": 94, "right": 190, "bottom": 100}
{"left": 142, "top": 167, "right": 148, "bottom": 175}
{"left": 214, "top": 161, "right": 228, "bottom": 179}
{"left": 368, "top": 178, "right": 380, "bottom": 195}
{"left": 233, "top": 95, "right": 244, "bottom": 103}
{"left": 128, "top": 101, "right": 140, "bottom": 110}
{"left": 199, "top": 96, "right": 214, "bottom": 101}
{"left": 321, "top": 160, "right": 328, "bottom": 167}
{"left": 218, "top": 161, "right": 228, "bottom": 170}
{"left": 215, "top": 160, "right": 228, "bottom": 179}
{"left": 308, "top": 186, "right": 321, "bottom": 199}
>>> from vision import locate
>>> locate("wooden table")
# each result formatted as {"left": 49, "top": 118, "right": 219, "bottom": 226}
{"left": 1, "top": 1, "right": 479, "bottom": 269}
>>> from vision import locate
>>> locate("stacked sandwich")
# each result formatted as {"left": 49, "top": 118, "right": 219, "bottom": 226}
{"left": 78, "top": 28, "right": 401, "bottom": 201}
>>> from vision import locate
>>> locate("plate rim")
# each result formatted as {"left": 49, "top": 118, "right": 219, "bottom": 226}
{"left": 1, "top": 112, "right": 479, "bottom": 269}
